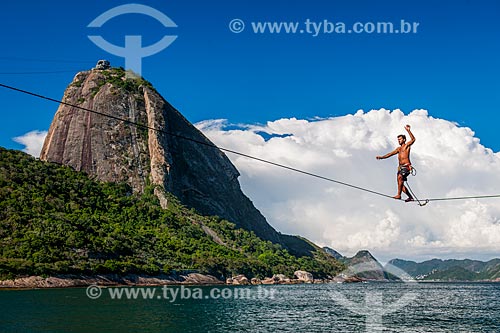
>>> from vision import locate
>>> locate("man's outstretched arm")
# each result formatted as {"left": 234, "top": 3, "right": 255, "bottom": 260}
{"left": 376, "top": 148, "right": 399, "bottom": 160}
{"left": 405, "top": 125, "right": 416, "bottom": 146}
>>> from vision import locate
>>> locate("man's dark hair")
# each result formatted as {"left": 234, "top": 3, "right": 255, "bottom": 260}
{"left": 398, "top": 134, "right": 406, "bottom": 141}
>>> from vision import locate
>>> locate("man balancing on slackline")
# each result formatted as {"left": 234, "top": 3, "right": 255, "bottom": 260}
{"left": 376, "top": 125, "right": 416, "bottom": 202}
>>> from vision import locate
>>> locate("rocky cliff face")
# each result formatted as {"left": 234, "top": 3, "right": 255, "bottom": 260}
{"left": 40, "top": 68, "right": 281, "bottom": 243}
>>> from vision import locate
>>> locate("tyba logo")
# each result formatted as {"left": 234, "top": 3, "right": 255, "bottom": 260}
{"left": 88, "top": 4, "right": 177, "bottom": 77}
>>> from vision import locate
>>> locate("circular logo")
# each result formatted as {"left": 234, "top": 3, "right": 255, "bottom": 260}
{"left": 229, "top": 19, "right": 245, "bottom": 33}
{"left": 87, "top": 4, "right": 178, "bottom": 76}
{"left": 86, "top": 284, "right": 102, "bottom": 299}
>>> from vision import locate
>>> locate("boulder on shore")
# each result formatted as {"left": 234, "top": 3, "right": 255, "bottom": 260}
{"left": 250, "top": 277, "right": 262, "bottom": 285}
{"left": 229, "top": 274, "right": 250, "bottom": 285}
{"left": 261, "top": 274, "right": 292, "bottom": 284}
{"left": 294, "top": 270, "right": 314, "bottom": 283}
{"left": 261, "top": 277, "right": 275, "bottom": 285}
{"left": 181, "top": 273, "right": 223, "bottom": 285}
{"left": 274, "top": 274, "right": 291, "bottom": 283}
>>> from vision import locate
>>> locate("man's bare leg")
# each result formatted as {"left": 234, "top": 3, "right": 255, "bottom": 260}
{"left": 393, "top": 174, "right": 403, "bottom": 199}
{"left": 402, "top": 184, "right": 414, "bottom": 202}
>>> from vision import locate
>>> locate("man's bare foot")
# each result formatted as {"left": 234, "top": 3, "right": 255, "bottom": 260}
{"left": 393, "top": 195, "right": 402, "bottom": 200}
{"left": 405, "top": 197, "right": 414, "bottom": 202}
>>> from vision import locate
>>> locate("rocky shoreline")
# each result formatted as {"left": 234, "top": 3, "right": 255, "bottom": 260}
{"left": 0, "top": 270, "right": 363, "bottom": 289}
{"left": 0, "top": 273, "right": 223, "bottom": 289}
{"left": 225, "top": 271, "right": 362, "bottom": 285}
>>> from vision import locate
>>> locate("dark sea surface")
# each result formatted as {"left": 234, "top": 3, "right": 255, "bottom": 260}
{"left": 0, "top": 282, "right": 499, "bottom": 332}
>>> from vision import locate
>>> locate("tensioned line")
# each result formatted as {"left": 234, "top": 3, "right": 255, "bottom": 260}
{"left": 426, "top": 195, "right": 500, "bottom": 202}
{"left": 0, "top": 83, "right": 393, "bottom": 199}
{"left": 0, "top": 70, "right": 84, "bottom": 75}
{"left": 0, "top": 56, "right": 94, "bottom": 64}
{"left": 1, "top": 82, "right": 500, "bottom": 205}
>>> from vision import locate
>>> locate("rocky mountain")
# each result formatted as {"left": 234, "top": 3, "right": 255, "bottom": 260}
{"left": 388, "top": 258, "right": 500, "bottom": 281}
{"left": 324, "top": 248, "right": 389, "bottom": 280}
{"left": 39, "top": 66, "right": 317, "bottom": 255}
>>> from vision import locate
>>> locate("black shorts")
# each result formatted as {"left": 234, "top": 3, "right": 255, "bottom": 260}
{"left": 398, "top": 166, "right": 411, "bottom": 181}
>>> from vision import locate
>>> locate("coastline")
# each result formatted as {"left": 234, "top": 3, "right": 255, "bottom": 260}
{"left": 0, "top": 272, "right": 363, "bottom": 289}
{"left": 2, "top": 274, "right": 497, "bottom": 289}
{"left": 0, "top": 273, "right": 224, "bottom": 289}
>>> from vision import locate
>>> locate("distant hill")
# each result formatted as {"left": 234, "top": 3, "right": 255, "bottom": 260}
{"left": 324, "top": 247, "right": 389, "bottom": 280}
{"left": 0, "top": 148, "right": 344, "bottom": 280}
{"left": 387, "top": 258, "right": 500, "bottom": 281}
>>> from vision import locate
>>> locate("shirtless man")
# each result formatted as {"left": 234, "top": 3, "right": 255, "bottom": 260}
{"left": 376, "top": 125, "right": 416, "bottom": 201}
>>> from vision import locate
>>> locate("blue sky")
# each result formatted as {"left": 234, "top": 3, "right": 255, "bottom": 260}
{"left": 1, "top": 0, "right": 500, "bottom": 261}
{"left": 0, "top": 0, "right": 499, "bottom": 152}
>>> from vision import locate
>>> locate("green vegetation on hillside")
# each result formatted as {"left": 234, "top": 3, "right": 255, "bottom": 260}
{"left": 0, "top": 148, "right": 343, "bottom": 280}
{"left": 423, "top": 266, "right": 478, "bottom": 281}
{"left": 90, "top": 67, "right": 153, "bottom": 96}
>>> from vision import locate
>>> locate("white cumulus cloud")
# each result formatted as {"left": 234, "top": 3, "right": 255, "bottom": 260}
{"left": 196, "top": 109, "right": 500, "bottom": 262}
{"left": 13, "top": 130, "right": 47, "bottom": 157}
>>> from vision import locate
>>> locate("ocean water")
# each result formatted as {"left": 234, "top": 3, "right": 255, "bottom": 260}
{"left": 0, "top": 282, "right": 499, "bottom": 332}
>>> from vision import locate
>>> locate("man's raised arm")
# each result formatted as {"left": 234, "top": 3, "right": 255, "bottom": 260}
{"left": 405, "top": 124, "right": 416, "bottom": 146}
